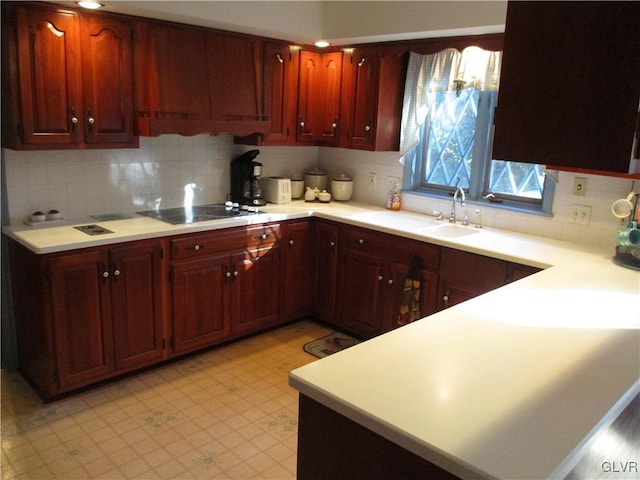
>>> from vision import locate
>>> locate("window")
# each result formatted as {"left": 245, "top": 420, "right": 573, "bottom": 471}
{"left": 400, "top": 47, "right": 553, "bottom": 211}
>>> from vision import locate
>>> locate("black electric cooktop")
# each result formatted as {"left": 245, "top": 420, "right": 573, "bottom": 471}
{"left": 136, "top": 204, "right": 262, "bottom": 225}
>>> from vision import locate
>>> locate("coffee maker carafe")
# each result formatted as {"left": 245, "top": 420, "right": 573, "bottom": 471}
{"left": 230, "top": 149, "right": 266, "bottom": 206}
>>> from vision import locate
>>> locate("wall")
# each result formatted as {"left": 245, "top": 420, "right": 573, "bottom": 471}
{"left": 317, "top": 147, "right": 637, "bottom": 251}
{"left": 3, "top": 134, "right": 636, "bottom": 251}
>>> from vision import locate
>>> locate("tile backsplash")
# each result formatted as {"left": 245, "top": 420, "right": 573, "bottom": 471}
{"left": 2, "top": 133, "right": 637, "bottom": 251}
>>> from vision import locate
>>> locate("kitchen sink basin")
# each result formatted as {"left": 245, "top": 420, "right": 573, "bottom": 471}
{"left": 420, "top": 223, "right": 480, "bottom": 238}
{"left": 351, "top": 211, "right": 439, "bottom": 231}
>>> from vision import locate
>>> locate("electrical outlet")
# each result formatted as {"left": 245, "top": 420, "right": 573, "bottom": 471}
{"left": 369, "top": 172, "right": 377, "bottom": 188}
{"left": 573, "top": 177, "right": 587, "bottom": 196}
{"left": 571, "top": 204, "right": 591, "bottom": 225}
{"left": 387, "top": 176, "right": 400, "bottom": 193}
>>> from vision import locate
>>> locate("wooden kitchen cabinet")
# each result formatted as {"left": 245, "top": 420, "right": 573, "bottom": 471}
{"left": 169, "top": 223, "right": 281, "bottom": 354}
{"left": 1, "top": 3, "right": 137, "bottom": 149}
{"left": 7, "top": 238, "right": 165, "bottom": 398}
{"left": 235, "top": 41, "right": 300, "bottom": 146}
{"left": 281, "top": 220, "right": 313, "bottom": 322}
{"left": 297, "top": 50, "right": 343, "bottom": 145}
{"left": 493, "top": 1, "right": 640, "bottom": 174}
{"left": 207, "top": 31, "right": 270, "bottom": 135}
{"left": 438, "top": 247, "right": 508, "bottom": 310}
{"left": 135, "top": 20, "right": 211, "bottom": 135}
{"left": 337, "top": 225, "right": 440, "bottom": 338}
{"left": 340, "top": 47, "right": 380, "bottom": 150}
{"left": 311, "top": 220, "right": 340, "bottom": 323}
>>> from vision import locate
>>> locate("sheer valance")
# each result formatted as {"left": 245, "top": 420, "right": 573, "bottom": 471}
{"left": 399, "top": 47, "right": 502, "bottom": 157}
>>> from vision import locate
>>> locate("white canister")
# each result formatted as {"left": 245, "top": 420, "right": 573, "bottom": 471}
{"left": 331, "top": 173, "right": 354, "bottom": 201}
{"left": 291, "top": 178, "right": 304, "bottom": 199}
{"left": 304, "top": 168, "right": 328, "bottom": 191}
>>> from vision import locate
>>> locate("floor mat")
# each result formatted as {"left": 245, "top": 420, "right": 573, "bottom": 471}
{"left": 303, "top": 332, "right": 361, "bottom": 359}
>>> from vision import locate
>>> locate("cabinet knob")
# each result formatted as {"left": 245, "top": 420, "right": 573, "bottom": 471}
{"left": 365, "top": 125, "right": 371, "bottom": 132}
{"left": 256, "top": 233, "right": 269, "bottom": 240}
{"left": 226, "top": 271, "right": 232, "bottom": 278}
{"left": 193, "top": 244, "right": 201, "bottom": 251}
{"left": 377, "top": 275, "right": 383, "bottom": 281}
{"left": 358, "top": 238, "right": 365, "bottom": 245}
{"left": 289, "top": 239, "right": 294, "bottom": 245}
{"left": 329, "top": 241, "right": 335, "bottom": 247}
{"left": 233, "top": 270, "right": 239, "bottom": 277}
{"left": 300, "top": 121, "right": 305, "bottom": 127}
{"left": 102, "top": 271, "right": 109, "bottom": 278}
{"left": 71, "top": 117, "right": 79, "bottom": 125}
{"left": 387, "top": 279, "right": 393, "bottom": 285}
{"left": 113, "top": 269, "right": 120, "bottom": 276}
{"left": 332, "top": 122, "right": 337, "bottom": 129}
{"left": 443, "top": 294, "right": 450, "bottom": 308}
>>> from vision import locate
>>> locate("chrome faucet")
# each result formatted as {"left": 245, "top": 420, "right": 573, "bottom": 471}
{"left": 449, "top": 181, "right": 466, "bottom": 223}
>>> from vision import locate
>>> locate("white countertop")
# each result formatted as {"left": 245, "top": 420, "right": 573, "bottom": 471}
{"left": 4, "top": 201, "right": 640, "bottom": 478}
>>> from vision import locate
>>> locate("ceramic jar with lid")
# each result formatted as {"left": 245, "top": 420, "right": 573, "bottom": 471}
{"left": 331, "top": 173, "right": 354, "bottom": 201}
{"left": 304, "top": 168, "right": 328, "bottom": 191}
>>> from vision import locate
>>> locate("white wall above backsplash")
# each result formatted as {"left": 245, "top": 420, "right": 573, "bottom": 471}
{"left": 2, "top": 133, "right": 636, "bottom": 251}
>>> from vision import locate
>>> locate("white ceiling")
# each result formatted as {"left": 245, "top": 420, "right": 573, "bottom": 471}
{"left": 62, "top": 1, "right": 507, "bottom": 45}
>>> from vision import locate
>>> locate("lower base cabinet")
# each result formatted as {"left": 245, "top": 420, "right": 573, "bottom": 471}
{"left": 336, "top": 225, "right": 440, "bottom": 338}
{"left": 7, "top": 217, "right": 543, "bottom": 399}
{"left": 8, "top": 238, "right": 165, "bottom": 398}
{"left": 297, "top": 394, "right": 458, "bottom": 479}
{"left": 169, "top": 223, "right": 281, "bottom": 355}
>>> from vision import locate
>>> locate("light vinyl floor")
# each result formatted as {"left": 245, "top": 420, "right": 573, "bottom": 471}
{"left": 1, "top": 320, "right": 333, "bottom": 480}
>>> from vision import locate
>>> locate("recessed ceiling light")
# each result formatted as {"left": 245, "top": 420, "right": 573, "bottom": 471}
{"left": 314, "top": 40, "right": 330, "bottom": 48}
{"left": 77, "top": 1, "right": 104, "bottom": 9}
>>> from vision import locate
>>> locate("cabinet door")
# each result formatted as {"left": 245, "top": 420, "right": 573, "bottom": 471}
{"left": 49, "top": 251, "right": 114, "bottom": 389}
{"left": 282, "top": 221, "right": 312, "bottom": 321}
{"left": 342, "top": 48, "right": 379, "bottom": 150}
{"left": 493, "top": 2, "right": 640, "bottom": 173}
{"left": 110, "top": 241, "right": 164, "bottom": 371}
{"left": 171, "top": 253, "right": 230, "bottom": 355}
{"left": 385, "top": 262, "right": 439, "bottom": 332}
{"left": 144, "top": 23, "right": 211, "bottom": 120}
{"left": 80, "top": 14, "right": 135, "bottom": 145}
{"left": 337, "top": 248, "right": 383, "bottom": 338}
{"left": 261, "top": 41, "right": 298, "bottom": 144}
{"left": 313, "top": 221, "right": 339, "bottom": 323}
{"left": 297, "top": 51, "right": 343, "bottom": 144}
{"left": 231, "top": 245, "right": 281, "bottom": 334}
{"left": 207, "top": 31, "right": 262, "bottom": 122}
{"left": 14, "top": 5, "right": 82, "bottom": 146}
{"left": 438, "top": 248, "right": 507, "bottom": 310}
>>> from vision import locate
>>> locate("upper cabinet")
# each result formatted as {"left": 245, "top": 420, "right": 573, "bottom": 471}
{"left": 493, "top": 1, "right": 640, "bottom": 175}
{"left": 1, "top": 3, "right": 137, "bottom": 149}
{"left": 135, "top": 20, "right": 270, "bottom": 137}
{"left": 297, "top": 50, "right": 344, "bottom": 146}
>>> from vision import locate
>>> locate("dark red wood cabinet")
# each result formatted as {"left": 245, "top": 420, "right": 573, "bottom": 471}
{"left": 336, "top": 225, "right": 440, "bottom": 338}
{"left": 340, "top": 47, "right": 381, "bottom": 150}
{"left": 297, "top": 50, "right": 344, "bottom": 145}
{"left": 493, "top": 1, "right": 640, "bottom": 174}
{"left": 8, "top": 238, "right": 165, "bottom": 398}
{"left": 311, "top": 220, "right": 340, "bottom": 323}
{"left": 1, "top": 3, "right": 137, "bottom": 149}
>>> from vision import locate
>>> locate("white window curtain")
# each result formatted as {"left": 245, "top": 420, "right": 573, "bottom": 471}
{"left": 399, "top": 46, "right": 502, "bottom": 158}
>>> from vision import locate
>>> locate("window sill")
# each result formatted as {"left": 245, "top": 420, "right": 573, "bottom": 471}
{"left": 403, "top": 190, "right": 553, "bottom": 218}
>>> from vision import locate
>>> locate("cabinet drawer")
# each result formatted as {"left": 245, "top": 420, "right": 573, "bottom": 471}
{"left": 245, "top": 223, "right": 281, "bottom": 248}
{"left": 171, "top": 223, "right": 280, "bottom": 260}
{"left": 343, "top": 226, "right": 440, "bottom": 270}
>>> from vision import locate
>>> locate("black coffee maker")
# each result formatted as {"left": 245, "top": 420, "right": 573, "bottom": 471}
{"left": 230, "top": 149, "right": 266, "bottom": 206}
